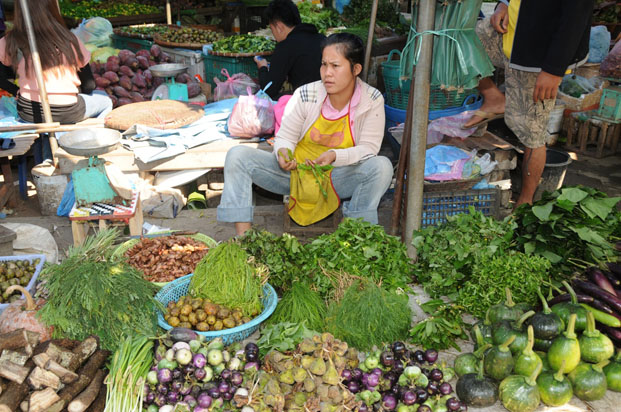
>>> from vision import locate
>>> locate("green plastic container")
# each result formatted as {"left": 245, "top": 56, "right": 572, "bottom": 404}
{"left": 110, "top": 34, "right": 153, "bottom": 53}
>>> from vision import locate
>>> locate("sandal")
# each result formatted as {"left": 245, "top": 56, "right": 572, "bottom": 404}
{"left": 461, "top": 110, "right": 504, "bottom": 130}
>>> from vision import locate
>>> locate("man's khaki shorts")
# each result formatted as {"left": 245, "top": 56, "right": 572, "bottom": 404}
{"left": 477, "top": 17, "right": 555, "bottom": 149}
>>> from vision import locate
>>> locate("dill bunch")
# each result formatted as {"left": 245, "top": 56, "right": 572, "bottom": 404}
{"left": 265, "top": 282, "right": 326, "bottom": 331}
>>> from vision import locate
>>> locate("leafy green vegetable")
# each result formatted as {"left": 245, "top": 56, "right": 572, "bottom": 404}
{"left": 37, "top": 230, "right": 160, "bottom": 352}
{"left": 342, "top": 0, "right": 403, "bottom": 33}
{"left": 514, "top": 186, "right": 621, "bottom": 277}
{"left": 297, "top": 164, "right": 333, "bottom": 199}
{"left": 297, "top": 2, "right": 343, "bottom": 34}
{"left": 409, "top": 299, "right": 468, "bottom": 351}
{"left": 257, "top": 322, "right": 317, "bottom": 357}
{"left": 190, "top": 241, "right": 266, "bottom": 317}
{"left": 266, "top": 282, "right": 326, "bottom": 331}
{"left": 211, "top": 34, "right": 275, "bottom": 54}
{"left": 326, "top": 280, "right": 411, "bottom": 350}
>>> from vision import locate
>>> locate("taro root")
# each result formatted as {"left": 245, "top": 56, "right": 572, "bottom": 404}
{"left": 119, "top": 65, "right": 135, "bottom": 78}
{"left": 113, "top": 86, "right": 131, "bottom": 98}
{"left": 104, "top": 60, "right": 119, "bottom": 73}
{"left": 136, "top": 56, "right": 150, "bottom": 70}
{"left": 103, "top": 71, "right": 119, "bottom": 83}
{"left": 95, "top": 77, "right": 110, "bottom": 88}
{"left": 119, "top": 75, "right": 132, "bottom": 91}
{"left": 118, "top": 49, "right": 136, "bottom": 65}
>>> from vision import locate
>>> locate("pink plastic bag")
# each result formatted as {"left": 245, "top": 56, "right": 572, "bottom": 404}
{"left": 274, "top": 94, "right": 292, "bottom": 135}
{"left": 228, "top": 87, "right": 275, "bottom": 138}
{"left": 213, "top": 68, "right": 258, "bottom": 101}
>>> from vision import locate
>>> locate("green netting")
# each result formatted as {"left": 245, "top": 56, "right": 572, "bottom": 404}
{"left": 400, "top": 0, "right": 495, "bottom": 91}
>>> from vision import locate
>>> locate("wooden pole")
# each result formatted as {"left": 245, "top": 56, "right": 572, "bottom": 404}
{"left": 362, "top": 0, "right": 379, "bottom": 82}
{"left": 166, "top": 0, "right": 172, "bottom": 25}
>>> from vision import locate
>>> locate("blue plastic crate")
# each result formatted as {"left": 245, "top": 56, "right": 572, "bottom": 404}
{"left": 155, "top": 274, "right": 278, "bottom": 344}
{"left": 0, "top": 254, "right": 46, "bottom": 314}
{"left": 421, "top": 188, "right": 499, "bottom": 227}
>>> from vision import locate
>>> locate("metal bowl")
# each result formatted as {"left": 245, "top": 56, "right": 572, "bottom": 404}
{"left": 58, "top": 128, "right": 121, "bottom": 157}
{"left": 149, "top": 63, "right": 189, "bottom": 78}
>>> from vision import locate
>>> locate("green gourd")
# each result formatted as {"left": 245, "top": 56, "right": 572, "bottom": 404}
{"left": 533, "top": 337, "right": 553, "bottom": 352}
{"left": 488, "top": 288, "right": 524, "bottom": 325}
{"left": 529, "top": 288, "right": 564, "bottom": 340}
{"left": 547, "top": 313, "right": 581, "bottom": 373}
{"left": 492, "top": 310, "right": 535, "bottom": 355}
{"left": 603, "top": 349, "right": 621, "bottom": 392}
{"left": 514, "top": 325, "right": 542, "bottom": 377}
{"left": 454, "top": 342, "right": 492, "bottom": 378}
{"left": 455, "top": 359, "right": 498, "bottom": 407}
{"left": 499, "top": 362, "right": 542, "bottom": 412}
{"left": 535, "top": 351, "right": 552, "bottom": 372}
{"left": 579, "top": 311, "right": 614, "bottom": 363}
{"left": 471, "top": 318, "right": 493, "bottom": 350}
{"left": 568, "top": 360, "right": 609, "bottom": 401}
{"left": 550, "top": 281, "right": 587, "bottom": 331}
{"left": 536, "top": 360, "right": 573, "bottom": 406}
{"left": 484, "top": 335, "right": 515, "bottom": 381}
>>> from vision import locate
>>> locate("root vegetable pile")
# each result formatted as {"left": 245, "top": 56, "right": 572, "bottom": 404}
{"left": 125, "top": 235, "right": 209, "bottom": 283}
{"left": 163, "top": 295, "right": 253, "bottom": 331}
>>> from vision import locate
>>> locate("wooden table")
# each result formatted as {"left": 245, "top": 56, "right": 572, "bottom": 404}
{"left": 55, "top": 138, "right": 272, "bottom": 174}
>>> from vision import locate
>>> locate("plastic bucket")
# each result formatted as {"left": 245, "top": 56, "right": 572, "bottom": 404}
{"left": 546, "top": 102, "right": 565, "bottom": 135}
{"left": 511, "top": 149, "right": 572, "bottom": 201}
{"left": 31, "top": 166, "right": 68, "bottom": 216}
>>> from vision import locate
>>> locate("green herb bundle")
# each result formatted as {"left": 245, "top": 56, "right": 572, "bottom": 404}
{"left": 189, "top": 241, "right": 264, "bottom": 317}
{"left": 266, "top": 282, "right": 326, "bottom": 330}
{"left": 409, "top": 299, "right": 468, "bottom": 351}
{"left": 297, "top": 2, "right": 343, "bottom": 34}
{"left": 514, "top": 186, "right": 620, "bottom": 277}
{"left": 257, "top": 322, "right": 317, "bottom": 357}
{"left": 326, "top": 281, "right": 411, "bottom": 350}
{"left": 37, "top": 231, "right": 159, "bottom": 352}
{"left": 456, "top": 251, "right": 551, "bottom": 319}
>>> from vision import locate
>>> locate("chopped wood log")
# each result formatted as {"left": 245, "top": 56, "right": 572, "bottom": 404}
{"left": 31, "top": 353, "right": 50, "bottom": 369}
{"left": 0, "top": 381, "right": 29, "bottom": 412}
{"left": 45, "top": 360, "right": 78, "bottom": 384}
{"left": 58, "top": 350, "right": 77, "bottom": 370}
{"left": 28, "top": 387, "right": 59, "bottom": 412}
{"left": 0, "top": 330, "right": 38, "bottom": 353}
{"left": 27, "top": 367, "right": 61, "bottom": 391}
{"left": 85, "top": 384, "right": 105, "bottom": 412}
{"left": 66, "top": 337, "right": 98, "bottom": 372}
{"left": 67, "top": 369, "right": 105, "bottom": 412}
{"left": 0, "top": 349, "right": 30, "bottom": 367}
{"left": 0, "top": 360, "right": 31, "bottom": 384}
{"left": 0, "top": 377, "right": 5, "bottom": 395}
{"left": 19, "top": 400, "right": 28, "bottom": 412}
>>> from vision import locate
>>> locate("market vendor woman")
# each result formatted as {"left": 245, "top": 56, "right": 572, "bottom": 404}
{"left": 0, "top": 0, "right": 112, "bottom": 124}
{"left": 219, "top": 33, "right": 393, "bottom": 236}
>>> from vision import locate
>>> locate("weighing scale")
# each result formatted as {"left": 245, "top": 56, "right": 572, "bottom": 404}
{"left": 150, "top": 63, "right": 189, "bottom": 102}
{"left": 58, "top": 128, "right": 123, "bottom": 207}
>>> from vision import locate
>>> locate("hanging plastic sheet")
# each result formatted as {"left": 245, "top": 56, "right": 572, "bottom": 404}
{"left": 400, "top": 0, "right": 494, "bottom": 90}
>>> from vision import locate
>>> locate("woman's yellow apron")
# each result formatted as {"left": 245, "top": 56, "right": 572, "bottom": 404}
{"left": 288, "top": 102, "right": 354, "bottom": 226}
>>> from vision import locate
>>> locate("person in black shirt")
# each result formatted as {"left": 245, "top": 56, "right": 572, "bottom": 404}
{"left": 255, "top": 0, "right": 325, "bottom": 100}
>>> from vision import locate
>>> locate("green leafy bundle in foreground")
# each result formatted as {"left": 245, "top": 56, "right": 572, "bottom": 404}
{"left": 266, "top": 282, "right": 326, "bottom": 331}
{"left": 257, "top": 322, "right": 317, "bottom": 357}
{"left": 326, "top": 281, "right": 411, "bottom": 350}
{"left": 456, "top": 251, "right": 551, "bottom": 319}
{"left": 38, "top": 256, "right": 159, "bottom": 352}
{"left": 409, "top": 299, "right": 467, "bottom": 351}
{"left": 514, "top": 186, "right": 620, "bottom": 276}
{"left": 190, "top": 241, "right": 265, "bottom": 317}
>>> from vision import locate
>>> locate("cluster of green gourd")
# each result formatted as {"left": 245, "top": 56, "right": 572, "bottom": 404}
{"left": 453, "top": 287, "right": 620, "bottom": 412}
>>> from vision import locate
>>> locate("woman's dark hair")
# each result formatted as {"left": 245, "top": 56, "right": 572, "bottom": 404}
{"left": 322, "top": 33, "right": 365, "bottom": 73}
{"left": 265, "top": 0, "right": 302, "bottom": 28}
{"left": 4, "top": 0, "right": 84, "bottom": 73}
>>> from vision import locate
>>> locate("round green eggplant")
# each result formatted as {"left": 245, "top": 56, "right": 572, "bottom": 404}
{"left": 499, "top": 363, "right": 542, "bottom": 412}
{"left": 535, "top": 351, "right": 552, "bottom": 372}
{"left": 537, "top": 360, "right": 573, "bottom": 407}
{"left": 550, "top": 281, "right": 587, "bottom": 331}
{"left": 579, "top": 311, "right": 614, "bottom": 363}
{"left": 456, "top": 360, "right": 498, "bottom": 407}
{"left": 488, "top": 288, "right": 524, "bottom": 325}
{"left": 548, "top": 313, "right": 581, "bottom": 373}
{"left": 472, "top": 312, "right": 494, "bottom": 348}
{"left": 568, "top": 360, "right": 609, "bottom": 401}
{"left": 484, "top": 335, "right": 515, "bottom": 381}
{"left": 533, "top": 337, "right": 553, "bottom": 351}
{"left": 454, "top": 343, "right": 491, "bottom": 378}
{"left": 529, "top": 288, "right": 564, "bottom": 340}
{"left": 514, "top": 325, "right": 542, "bottom": 377}
{"left": 492, "top": 311, "right": 535, "bottom": 355}
{"left": 603, "top": 350, "right": 621, "bottom": 392}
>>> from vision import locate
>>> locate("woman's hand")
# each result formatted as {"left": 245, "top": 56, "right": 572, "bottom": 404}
{"left": 491, "top": 3, "right": 509, "bottom": 34}
{"left": 277, "top": 148, "right": 297, "bottom": 171}
{"left": 311, "top": 151, "right": 336, "bottom": 167}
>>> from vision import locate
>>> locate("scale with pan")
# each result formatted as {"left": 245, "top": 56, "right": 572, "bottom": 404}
{"left": 150, "top": 63, "right": 189, "bottom": 102}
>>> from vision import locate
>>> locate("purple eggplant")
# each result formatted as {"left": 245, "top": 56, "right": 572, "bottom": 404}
{"left": 600, "top": 324, "right": 621, "bottom": 344}
{"left": 588, "top": 298, "right": 615, "bottom": 315}
{"left": 547, "top": 293, "right": 594, "bottom": 306}
{"left": 602, "top": 271, "right": 621, "bottom": 287}
{"left": 587, "top": 267, "right": 617, "bottom": 296}
{"left": 573, "top": 279, "right": 621, "bottom": 313}
{"left": 607, "top": 261, "right": 621, "bottom": 276}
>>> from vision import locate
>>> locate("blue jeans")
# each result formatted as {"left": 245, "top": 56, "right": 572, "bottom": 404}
{"left": 217, "top": 145, "right": 393, "bottom": 224}
{"left": 80, "top": 90, "right": 113, "bottom": 119}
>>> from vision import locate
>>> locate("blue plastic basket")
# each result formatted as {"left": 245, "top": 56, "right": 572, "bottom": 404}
{"left": 0, "top": 254, "right": 46, "bottom": 314}
{"left": 155, "top": 274, "right": 278, "bottom": 344}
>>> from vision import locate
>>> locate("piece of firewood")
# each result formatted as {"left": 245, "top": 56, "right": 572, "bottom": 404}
{"left": 85, "top": 383, "right": 105, "bottom": 412}
{"left": 20, "top": 399, "right": 28, "bottom": 412}
{"left": 67, "top": 369, "right": 105, "bottom": 412}
{"left": 0, "top": 349, "right": 30, "bottom": 367}
{"left": 66, "top": 337, "right": 98, "bottom": 372}
{"left": 27, "top": 366, "right": 61, "bottom": 391}
{"left": 31, "top": 353, "right": 50, "bottom": 369}
{"left": 45, "top": 359, "right": 78, "bottom": 384}
{"left": 0, "top": 377, "right": 6, "bottom": 395}
{"left": 0, "top": 360, "right": 31, "bottom": 384}
{"left": 57, "top": 349, "right": 77, "bottom": 369}
{"left": 28, "top": 387, "right": 60, "bottom": 412}
{"left": 42, "top": 343, "right": 62, "bottom": 362}
{"left": 0, "top": 381, "right": 29, "bottom": 412}
{"left": 0, "top": 330, "right": 30, "bottom": 353}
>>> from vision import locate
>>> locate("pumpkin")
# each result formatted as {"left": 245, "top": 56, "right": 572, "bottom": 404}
{"left": 0, "top": 285, "right": 52, "bottom": 341}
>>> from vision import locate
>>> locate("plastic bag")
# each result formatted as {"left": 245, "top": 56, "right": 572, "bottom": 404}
{"left": 213, "top": 68, "right": 258, "bottom": 101}
{"left": 600, "top": 40, "right": 621, "bottom": 79}
{"left": 588, "top": 25, "right": 611, "bottom": 63}
{"left": 227, "top": 85, "right": 275, "bottom": 138}
{"left": 560, "top": 75, "right": 597, "bottom": 98}
{"left": 70, "top": 17, "right": 113, "bottom": 48}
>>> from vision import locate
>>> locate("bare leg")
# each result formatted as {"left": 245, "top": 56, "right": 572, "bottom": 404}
{"left": 235, "top": 222, "right": 252, "bottom": 237}
{"left": 463, "top": 77, "right": 506, "bottom": 128}
{"left": 516, "top": 146, "right": 546, "bottom": 207}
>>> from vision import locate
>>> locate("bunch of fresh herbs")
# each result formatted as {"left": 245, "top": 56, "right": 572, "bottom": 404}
{"left": 513, "top": 186, "right": 621, "bottom": 276}
{"left": 265, "top": 282, "right": 326, "bottom": 331}
{"left": 257, "top": 322, "right": 317, "bottom": 357}
{"left": 409, "top": 299, "right": 468, "bottom": 351}
{"left": 297, "top": 2, "right": 343, "bottom": 34}
{"left": 342, "top": 0, "right": 403, "bottom": 33}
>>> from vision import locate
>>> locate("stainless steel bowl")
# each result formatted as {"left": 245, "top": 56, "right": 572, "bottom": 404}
{"left": 149, "top": 63, "right": 189, "bottom": 78}
{"left": 58, "top": 128, "right": 121, "bottom": 157}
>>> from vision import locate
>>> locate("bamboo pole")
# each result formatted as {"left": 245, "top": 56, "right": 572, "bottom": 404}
{"left": 362, "top": 0, "right": 379, "bottom": 82}
{"left": 166, "top": 0, "right": 172, "bottom": 25}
